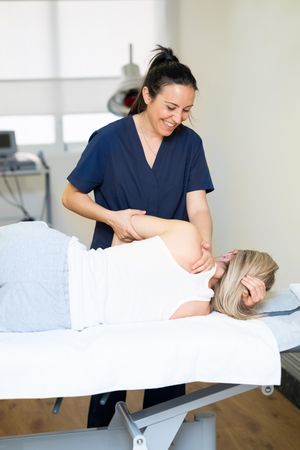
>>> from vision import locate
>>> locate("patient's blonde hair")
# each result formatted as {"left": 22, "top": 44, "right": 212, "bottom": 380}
{"left": 211, "top": 250, "right": 278, "bottom": 320}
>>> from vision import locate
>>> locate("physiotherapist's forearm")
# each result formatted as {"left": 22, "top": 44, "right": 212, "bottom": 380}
{"left": 186, "top": 190, "right": 213, "bottom": 246}
{"left": 188, "top": 210, "right": 213, "bottom": 245}
{"left": 62, "top": 183, "right": 112, "bottom": 224}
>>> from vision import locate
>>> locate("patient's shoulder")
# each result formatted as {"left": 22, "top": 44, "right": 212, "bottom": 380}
{"left": 161, "top": 221, "right": 202, "bottom": 271}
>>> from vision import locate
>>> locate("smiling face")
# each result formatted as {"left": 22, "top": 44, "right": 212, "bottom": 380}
{"left": 142, "top": 83, "right": 196, "bottom": 137}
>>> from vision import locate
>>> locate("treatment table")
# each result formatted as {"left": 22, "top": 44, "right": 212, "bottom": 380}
{"left": 0, "top": 285, "right": 299, "bottom": 449}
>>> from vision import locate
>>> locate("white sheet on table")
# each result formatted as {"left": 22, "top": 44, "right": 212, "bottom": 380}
{"left": 0, "top": 312, "right": 280, "bottom": 399}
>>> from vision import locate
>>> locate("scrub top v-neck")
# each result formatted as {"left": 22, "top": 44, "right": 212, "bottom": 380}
{"left": 67, "top": 115, "right": 214, "bottom": 250}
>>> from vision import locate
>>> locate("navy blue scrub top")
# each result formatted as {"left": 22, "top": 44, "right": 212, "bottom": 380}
{"left": 67, "top": 115, "right": 214, "bottom": 250}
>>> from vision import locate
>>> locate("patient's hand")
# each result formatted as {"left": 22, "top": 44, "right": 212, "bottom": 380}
{"left": 215, "top": 250, "right": 238, "bottom": 264}
{"left": 213, "top": 250, "right": 239, "bottom": 277}
{"left": 241, "top": 275, "right": 266, "bottom": 308}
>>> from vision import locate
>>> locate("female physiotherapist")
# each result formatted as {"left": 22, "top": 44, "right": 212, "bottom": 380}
{"left": 62, "top": 46, "right": 214, "bottom": 427}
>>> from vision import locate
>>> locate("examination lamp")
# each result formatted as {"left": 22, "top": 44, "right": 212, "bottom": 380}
{"left": 107, "top": 44, "right": 142, "bottom": 116}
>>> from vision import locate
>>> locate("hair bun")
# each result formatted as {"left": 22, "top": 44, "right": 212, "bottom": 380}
{"left": 160, "top": 46, "right": 179, "bottom": 63}
{"left": 149, "top": 45, "right": 179, "bottom": 69}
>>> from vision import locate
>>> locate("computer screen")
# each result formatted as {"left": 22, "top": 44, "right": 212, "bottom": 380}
{"left": 0, "top": 131, "right": 17, "bottom": 158}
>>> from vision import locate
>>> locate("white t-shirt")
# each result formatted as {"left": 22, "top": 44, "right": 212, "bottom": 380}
{"left": 68, "top": 236, "right": 216, "bottom": 330}
{"left": 68, "top": 236, "right": 107, "bottom": 330}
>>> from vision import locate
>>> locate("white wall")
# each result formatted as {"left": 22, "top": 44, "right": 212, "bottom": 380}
{"left": 48, "top": 152, "right": 95, "bottom": 247}
{"left": 174, "top": 0, "right": 300, "bottom": 288}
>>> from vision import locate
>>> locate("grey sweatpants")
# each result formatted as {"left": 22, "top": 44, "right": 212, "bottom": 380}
{"left": 0, "top": 221, "right": 71, "bottom": 332}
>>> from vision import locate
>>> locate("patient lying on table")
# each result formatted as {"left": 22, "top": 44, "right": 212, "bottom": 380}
{"left": 0, "top": 215, "right": 278, "bottom": 332}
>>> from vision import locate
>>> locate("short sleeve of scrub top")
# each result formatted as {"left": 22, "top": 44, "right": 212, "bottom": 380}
{"left": 67, "top": 116, "right": 214, "bottom": 250}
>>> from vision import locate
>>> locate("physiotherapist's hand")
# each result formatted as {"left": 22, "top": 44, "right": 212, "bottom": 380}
{"left": 241, "top": 275, "right": 266, "bottom": 308}
{"left": 191, "top": 241, "right": 214, "bottom": 274}
{"left": 110, "top": 209, "right": 146, "bottom": 242}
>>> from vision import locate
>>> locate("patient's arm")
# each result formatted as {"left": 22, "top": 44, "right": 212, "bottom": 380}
{"left": 170, "top": 300, "right": 211, "bottom": 319}
{"left": 112, "top": 215, "right": 173, "bottom": 247}
{"left": 131, "top": 215, "right": 203, "bottom": 272}
{"left": 111, "top": 216, "right": 174, "bottom": 247}
{"left": 130, "top": 214, "right": 177, "bottom": 238}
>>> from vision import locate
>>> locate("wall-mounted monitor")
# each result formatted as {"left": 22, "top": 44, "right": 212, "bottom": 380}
{"left": 0, "top": 131, "right": 17, "bottom": 158}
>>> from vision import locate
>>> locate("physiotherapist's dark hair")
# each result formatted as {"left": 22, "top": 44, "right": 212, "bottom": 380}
{"left": 129, "top": 45, "right": 198, "bottom": 115}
